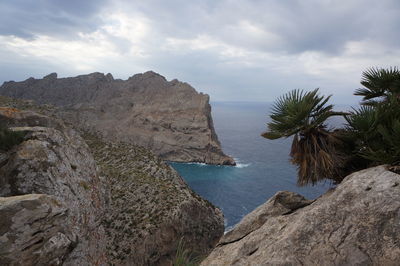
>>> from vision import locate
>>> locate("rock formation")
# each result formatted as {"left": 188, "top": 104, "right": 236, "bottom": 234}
{"left": 0, "top": 71, "right": 235, "bottom": 165}
{"left": 202, "top": 166, "right": 400, "bottom": 266}
{"left": 86, "top": 134, "right": 224, "bottom": 265}
{"left": 0, "top": 97, "right": 224, "bottom": 265}
{"left": 0, "top": 194, "right": 76, "bottom": 266}
{"left": 0, "top": 107, "right": 109, "bottom": 265}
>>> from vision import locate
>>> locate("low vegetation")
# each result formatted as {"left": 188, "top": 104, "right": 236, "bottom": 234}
{"left": 0, "top": 126, "right": 25, "bottom": 151}
{"left": 172, "top": 238, "right": 202, "bottom": 266}
{"left": 263, "top": 67, "right": 400, "bottom": 186}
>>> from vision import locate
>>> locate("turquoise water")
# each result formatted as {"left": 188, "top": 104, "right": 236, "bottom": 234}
{"left": 170, "top": 102, "right": 333, "bottom": 230}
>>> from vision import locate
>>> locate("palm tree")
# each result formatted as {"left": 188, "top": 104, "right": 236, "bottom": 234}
{"left": 262, "top": 89, "right": 346, "bottom": 186}
{"left": 354, "top": 67, "right": 400, "bottom": 105}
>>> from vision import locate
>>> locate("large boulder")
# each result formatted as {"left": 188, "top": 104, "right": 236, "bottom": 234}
{"left": 202, "top": 166, "right": 400, "bottom": 266}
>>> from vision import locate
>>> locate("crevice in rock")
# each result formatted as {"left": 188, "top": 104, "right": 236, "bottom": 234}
{"left": 282, "top": 201, "right": 313, "bottom": 215}
{"left": 218, "top": 231, "right": 253, "bottom": 246}
{"left": 247, "top": 247, "right": 258, "bottom": 256}
{"left": 22, "top": 238, "right": 44, "bottom": 251}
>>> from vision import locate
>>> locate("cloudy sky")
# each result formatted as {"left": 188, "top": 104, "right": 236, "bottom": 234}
{"left": 0, "top": 0, "right": 399, "bottom": 104}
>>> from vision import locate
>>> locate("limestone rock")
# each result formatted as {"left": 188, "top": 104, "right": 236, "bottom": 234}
{"left": 0, "top": 71, "right": 235, "bottom": 165}
{"left": 0, "top": 194, "right": 75, "bottom": 266}
{"left": 0, "top": 108, "right": 108, "bottom": 265}
{"left": 202, "top": 166, "right": 400, "bottom": 266}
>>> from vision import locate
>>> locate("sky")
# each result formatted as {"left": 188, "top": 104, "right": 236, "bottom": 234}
{"left": 0, "top": 0, "right": 399, "bottom": 104}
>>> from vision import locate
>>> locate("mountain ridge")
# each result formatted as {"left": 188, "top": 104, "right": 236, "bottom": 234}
{"left": 0, "top": 71, "right": 235, "bottom": 165}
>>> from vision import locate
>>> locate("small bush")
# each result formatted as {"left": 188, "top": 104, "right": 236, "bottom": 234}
{"left": 0, "top": 126, "right": 25, "bottom": 151}
{"left": 172, "top": 238, "right": 202, "bottom": 266}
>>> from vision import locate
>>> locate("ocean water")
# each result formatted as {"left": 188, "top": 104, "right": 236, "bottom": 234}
{"left": 169, "top": 102, "right": 335, "bottom": 230}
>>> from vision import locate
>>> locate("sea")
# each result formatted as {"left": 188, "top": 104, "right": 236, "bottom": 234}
{"left": 169, "top": 101, "right": 339, "bottom": 231}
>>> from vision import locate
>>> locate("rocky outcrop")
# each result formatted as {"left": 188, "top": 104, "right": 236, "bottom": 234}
{"left": 202, "top": 166, "right": 400, "bottom": 266}
{"left": 0, "top": 107, "right": 109, "bottom": 265}
{"left": 0, "top": 71, "right": 235, "bottom": 165}
{"left": 0, "top": 98, "right": 225, "bottom": 265}
{"left": 85, "top": 134, "right": 224, "bottom": 265}
{"left": 0, "top": 194, "right": 76, "bottom": 266}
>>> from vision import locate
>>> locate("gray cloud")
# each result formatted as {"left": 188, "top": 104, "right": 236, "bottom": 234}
{"left": 0, "top": 0, "right": 108, "bottom": 38}
{"left": 127, "top": 0, "right": 400, "bottom": 55}
{"left": 0, "top": 0, "right": 399, "bottom": 104}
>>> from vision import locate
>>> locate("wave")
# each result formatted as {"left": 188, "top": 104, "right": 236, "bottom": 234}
{"left": 170, "top": 160, "right": 251, "bottom": 168}
{"left": 185, "top": 162, "right": 207, "bottom": 166}
{"left": 224, "top": 226, "right": 233, "bottom": 234}
{"left": 236, "top": 163, "right": 251, "bottom": 168}
{"left": 224, "top": 218, "right": 233, "bottom": 233}
{"left": 233, "top": 158, "right": 251, "bottom": 168}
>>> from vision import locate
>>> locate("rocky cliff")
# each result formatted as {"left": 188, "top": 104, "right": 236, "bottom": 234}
{"left": 0, "top": 107, "right": 109, "bottom": 265}
{"left": 202, "top": 165, "right": 400, "bottom": 265}
{"left": 0, "top": 72, "right": 235, "bottom": 165}
{"left": 0, "top": 97, "right": 224, "bottom": 265}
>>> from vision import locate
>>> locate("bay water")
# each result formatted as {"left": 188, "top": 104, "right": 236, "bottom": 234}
{"left": 170, "top": 102, "right": 334, "bottom": 230}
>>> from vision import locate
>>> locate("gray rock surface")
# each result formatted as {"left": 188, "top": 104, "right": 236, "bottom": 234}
{"left": 202, "top": 166, "right": 400, "bottom": 266}
{"left": 0, "top": 71, "right": 235, "bottom": 165}
{"left": 0, "top": 107, "right": 109, "bottom": 265}
{"left": 0, "top": 194, "right": 76, "bottom": 266}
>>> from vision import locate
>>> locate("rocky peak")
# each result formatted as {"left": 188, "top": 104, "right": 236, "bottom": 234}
{"left": 106, "top": 73, "right": 114, "bottom": 81}
{"left": 43, "top": 72, "right": 57, "bottom": 80}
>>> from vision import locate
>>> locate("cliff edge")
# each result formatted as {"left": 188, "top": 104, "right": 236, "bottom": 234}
{"left": 0, "top": 71, "right": 235, "bottom": 165}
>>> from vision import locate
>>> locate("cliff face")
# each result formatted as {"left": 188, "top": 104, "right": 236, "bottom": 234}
{"left": 0, "top": 71, "right": 235, "bottom": 165}
{"left": 0, "top": 97, "right": 224, "bottom": 265}
{"left": 202, "top": 166, "right": 400, "bottom": 266}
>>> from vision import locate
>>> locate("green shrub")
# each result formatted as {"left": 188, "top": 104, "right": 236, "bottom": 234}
{"left": 172, "top": 238, "right": 202, "bottom": 266}
{"left": 0, "top": 126, "right": 25, "bottom": 151}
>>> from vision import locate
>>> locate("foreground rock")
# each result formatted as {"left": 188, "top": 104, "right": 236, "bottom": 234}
{"left": 0, "top": 194, "right": 75, "bottom": 265}
{"left": 0, "top": 107, "right": 108, "bottom": 265}
{"left": 202, "top": 166, "right": 400, "bottom": 266}
{"left": 0, "top": 72, "right": 235, "bottom": 165}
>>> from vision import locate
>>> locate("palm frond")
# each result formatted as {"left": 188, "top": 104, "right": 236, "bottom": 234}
{"left": 262, "top": 88, "right": 341, "bottom": 140}
{"left": 357, "top": 66, "right": 400, "bottom": 104}
{"left": 262, "top": 89, "right": 346, "bottom": 186}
